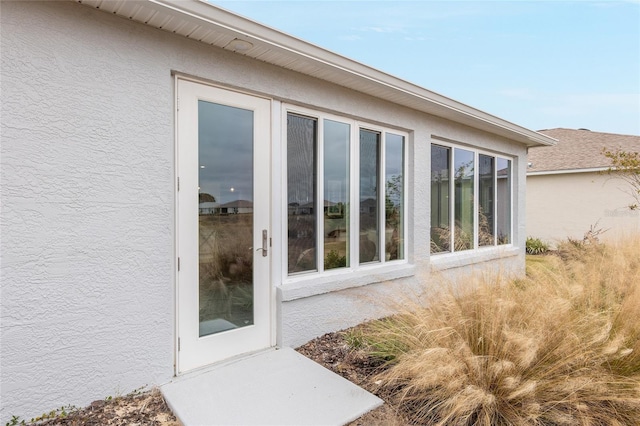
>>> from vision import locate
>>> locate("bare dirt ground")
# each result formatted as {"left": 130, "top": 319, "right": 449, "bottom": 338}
{"left": 24, "top": 389, "right": 180, "bottom": 426}
{"left": 22, "top": 330, "right": 403, "bottom": 426}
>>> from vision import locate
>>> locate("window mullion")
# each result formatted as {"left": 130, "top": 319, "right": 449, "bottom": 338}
{"left": 449, "top": 148, "right": 455, "bottom": 252}
{"left": 317, "top": 120, "right": 325, "bottom": 273}
{"left": 282, "top": 108, "right": 289, "bottom": 277}
{"left": 379, "top": 132, "right": 386, "bottom": 263}
{"left": 350, "top": 123, "right": 359, "bottom": 269}
{"left": 402, "top": 136, "right": 408, "bottom": 259}
{"left": 509, "top": 161, "right": 514, "bottom": 244}
{"left": 474, "top": 151, "right": 479, "bottom": 250}
{"left": 493, "top": 158, "right": 498, "bottom": 246}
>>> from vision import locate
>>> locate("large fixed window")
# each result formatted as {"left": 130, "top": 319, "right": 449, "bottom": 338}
{"left": 430, "top": 143, "right": 512, "bottom": 254}
{"left": 287, "top": 110, "right": 406, "bottom": 276}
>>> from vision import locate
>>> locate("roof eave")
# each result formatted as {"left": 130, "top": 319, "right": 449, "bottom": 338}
{"left": 527, "top": 167, "right": 610, "bottom": 176}
{"left": 77, "top": 0, "right": 557, "bottom": 147}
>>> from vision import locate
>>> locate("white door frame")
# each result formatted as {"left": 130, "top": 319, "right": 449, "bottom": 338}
{"left": 175, "top": 77, "right": 274, "bottom": 373}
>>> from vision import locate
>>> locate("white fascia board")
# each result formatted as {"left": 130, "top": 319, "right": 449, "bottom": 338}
{"left": 527, "top": 167, "right": 609, "bottom": 176}
{"left": 146, "top": 0, "right": 555, "bottom": 147}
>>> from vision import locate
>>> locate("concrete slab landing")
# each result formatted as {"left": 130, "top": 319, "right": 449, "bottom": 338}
{"left": 161, "top": 347, "right": 383, "bottom": 426}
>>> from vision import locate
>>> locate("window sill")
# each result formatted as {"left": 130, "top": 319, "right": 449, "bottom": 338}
{"left": 430, "top": 246, "right": 520, "bottom": 271}
{"left": 278, "top": 262, "right": 416, "bottom": 302}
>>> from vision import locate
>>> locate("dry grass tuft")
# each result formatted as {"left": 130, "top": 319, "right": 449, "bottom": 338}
{"left": 350, "top": 236, "right": 640, "bottom": 425}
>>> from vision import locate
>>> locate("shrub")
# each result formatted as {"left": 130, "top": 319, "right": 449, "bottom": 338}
{"left": 353, "top": 237, "right": 640, "bottom": 425}
{"left": 324, "top": 250, "right": 347, "bottom": 270}
{"left": 525, "top": 236, "right": 549, "bottom": 255}
{"left": 556, "top": 222, "right": 607, "bottom": 261}
{"left": 602, "top": 147, "right": 640, "bottom": 210}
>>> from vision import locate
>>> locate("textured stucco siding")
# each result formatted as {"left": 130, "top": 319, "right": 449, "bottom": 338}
{"left": 527, "top": 172, "right": 640, "bottom": 246}
{"left": 279, "top": 250, "right": 525, "bottom": 349}
{"left": 2, "top": 1, "right": 528, "bottom": 421}
{"left": 1, "top": 2, "right": 177, "bottom": 421}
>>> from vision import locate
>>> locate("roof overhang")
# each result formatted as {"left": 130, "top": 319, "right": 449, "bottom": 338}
{"left": 74, "top": 0, "right": 556, "bottom": 147}
{"left": 527, "top": 167, "right": 609, "bottom": 176}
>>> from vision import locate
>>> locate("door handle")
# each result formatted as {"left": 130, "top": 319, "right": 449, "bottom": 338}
{"left": 257, "top": 229, "right": 268, "bottom": 257}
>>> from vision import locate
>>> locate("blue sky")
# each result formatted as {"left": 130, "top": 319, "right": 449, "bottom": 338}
{"left": 212, "top": 1, "right": 640, "bottom": 136}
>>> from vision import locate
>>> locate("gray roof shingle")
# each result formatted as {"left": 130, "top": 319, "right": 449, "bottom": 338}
{"left": 528, "top": 128, "right": 640, "bottom": 173}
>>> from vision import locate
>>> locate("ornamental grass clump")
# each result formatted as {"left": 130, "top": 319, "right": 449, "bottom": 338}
{"left": 353, "top": 236, "right": 640, "bottom": 425}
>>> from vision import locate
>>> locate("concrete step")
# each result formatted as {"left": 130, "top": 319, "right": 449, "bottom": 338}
{"left": 161, "top": 347, "right": 383, "bottom": 426}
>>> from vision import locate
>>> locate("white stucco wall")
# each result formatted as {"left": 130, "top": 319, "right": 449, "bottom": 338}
{"left": 1, "top": 3, "right": 178, "bottom": 421}
{"left": 527, "top": 172, "right": 640, "bottom": 246}
{"left": 1, "top": 1, "right": 529, "bottom": 421}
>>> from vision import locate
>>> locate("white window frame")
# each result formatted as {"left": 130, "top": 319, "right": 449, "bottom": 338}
{"left": 430, "top": 140, "right": 514, "bottom": 255}
{"left": 280, "top": 104, "right": 412, "bottom": 299}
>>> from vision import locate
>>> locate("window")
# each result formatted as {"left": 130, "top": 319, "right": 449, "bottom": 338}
{"left": 287, "top": 110, "right": 406, "bottom": 276}
{"left": 324, "top": 120, "right": 350, "bottom": 270}
{"left": 478, "top": 154, "right": 494, "bottom": 246}
{"left": 287, "top": 114, "right": 317, "bottom": 273}
{"left": 496, "top": 158, "right": 512, "bottom": 244}
{"left": 385, "top": 133, "right": 405, "bottom": 261}
{"left": 359, "top": 129, "right": 380, "bottom": 263}
{"left": 454, "top": 148, "right": 474, "bottom": 251}
{"left": 430, "top": 143, "right": 512, "bottom": 253}
{"left": 430, "top": 145, "right": 450, "bottom": 253}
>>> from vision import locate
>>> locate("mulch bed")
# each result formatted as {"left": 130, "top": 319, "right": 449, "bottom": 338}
{"left": 20, "top": 389, "right": 179, "bottom": 426}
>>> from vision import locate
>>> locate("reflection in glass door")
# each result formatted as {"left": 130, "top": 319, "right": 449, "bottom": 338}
{"left": 198, "top": 101, "right": 254, "bottom": 337}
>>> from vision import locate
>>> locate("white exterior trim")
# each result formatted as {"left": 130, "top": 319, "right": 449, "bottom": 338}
{"left": 527, "top": 167, "right": 609, "bottom": 176}
{"left": 430, "top": 246, "right": 520, "bottom": 271}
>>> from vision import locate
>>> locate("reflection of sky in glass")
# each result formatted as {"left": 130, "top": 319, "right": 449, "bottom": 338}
{"left": 198, "top": 101, "right": 253, "bottom": 205}
{"left": 287, "top": 114, "right": 316, "bottom": 205}
{"left": 431, "top": 145, "right": 449, "bottom": 179}
{"left": 455, "top": 148, "right": 474, "bottom": 179}
{"left": 431, "top": 145, "right": 450, "bottom": 230}
{"left": 497, "top": 158, "right": 510, "bottom": 176}
{"left": 479, "top": 155, "right": 494, "bottom": 178}
{"left": 360, "top": 129, "right": 379, "bottom": 200}
{"left": 324, "top": 119, "right": 349, "bottom": 204}
{"left": 385, "top": 133, "right": 403, "bottom": 206}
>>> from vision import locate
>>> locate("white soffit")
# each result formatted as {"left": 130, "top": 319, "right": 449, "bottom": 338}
{"left": 527, "top": 167, "right": 610, "bottom": 176}
{"left": 74, "top": 0, "right": 556, "bottom": 147}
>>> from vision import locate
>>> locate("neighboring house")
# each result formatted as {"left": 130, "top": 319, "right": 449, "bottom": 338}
{"left": 219, "top": 199, "right": 253, "bottom": 215}
{"left": 199, "top": 201, "right": 219, "bottom": 215}
{"left": 1, "top": 0, "right": 555, "bottom": 421}
{"left": 527, "top": 128, "right": 640, "bottom": 245}
{"left": 198, "top": 200, "right": 252, "bottom": 215}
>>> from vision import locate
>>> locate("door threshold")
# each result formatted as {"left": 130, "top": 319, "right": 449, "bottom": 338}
{"left": 175, "top": 346, "right": 278, "bottom": 379}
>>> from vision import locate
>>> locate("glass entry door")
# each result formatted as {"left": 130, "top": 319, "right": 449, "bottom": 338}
{"left": 177, "top": 79, "right": 271, "bottom": 373}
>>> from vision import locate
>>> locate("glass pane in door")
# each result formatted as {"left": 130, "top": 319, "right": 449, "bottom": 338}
{"left": 198, "top": 100, "right": 254, "bottom": 337}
